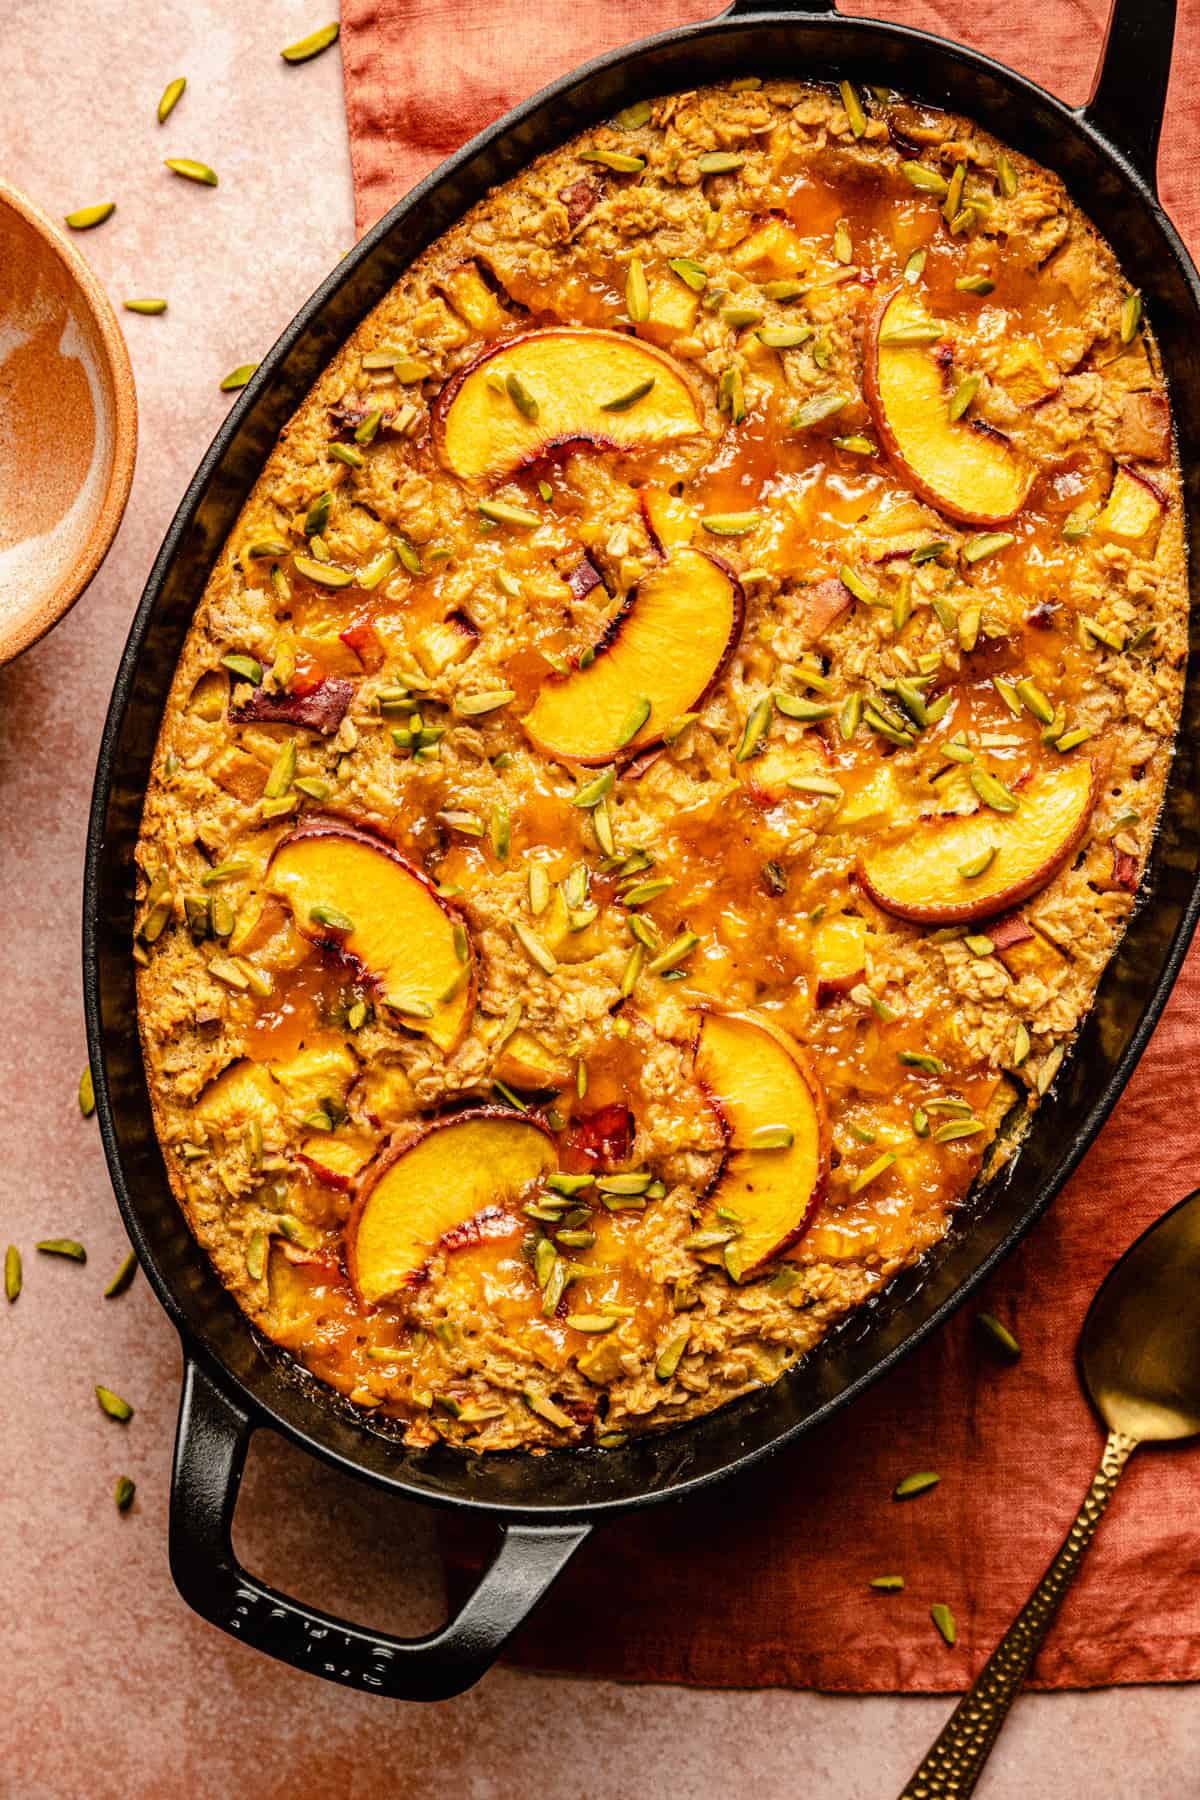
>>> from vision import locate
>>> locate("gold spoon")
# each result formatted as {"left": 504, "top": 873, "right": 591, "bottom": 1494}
{"left": 902, "top": 1187, "right": 1200, "bottom": 1799}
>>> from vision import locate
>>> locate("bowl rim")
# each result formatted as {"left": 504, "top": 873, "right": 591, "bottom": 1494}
{"left": 0, "top": 175, "right": 138, "bottom": 666}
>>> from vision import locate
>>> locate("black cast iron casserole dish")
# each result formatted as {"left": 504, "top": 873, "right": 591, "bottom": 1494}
{"left": 85, "top": 0, "right": 1200, "bottom": 1700}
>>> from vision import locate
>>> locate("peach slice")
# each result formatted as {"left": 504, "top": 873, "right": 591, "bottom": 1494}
{"left": 495, "top": 1027, "right": 572, "bottom": 1091}
{"left": 858, "top": 757, "right": 1098, "bottom": 925}
{"left": 195, "top": 1060, "right": 281, "bottom": 1134}
{"left": 864, "top": 286, "right": 1033, "bottom": 526}
{"left": 1094, "top": 465, "right": 1166, "bottom": 547}
{"left": 298, "top": 1128, "right": 377, "bottom": 1191}
{"left": 523, "top": 547, "right": 743, "bottom": 764}
{"left": 266, "top": 820, "right": 475, "bottom": 1052}
{"left": 349, "top": 1108, "right": 557, "bottom": 1304}
{"left": 433, "top": 328, "right": 702, "bottom": 483}
{"left": 640, "top": 484, "right": 696, "bottom": 555}
{"left": 693, "top": 1010, "right": 831, "bottom": 1279}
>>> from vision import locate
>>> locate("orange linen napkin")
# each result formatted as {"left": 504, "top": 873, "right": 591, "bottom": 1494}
{"left": 341, "top": 0, "right": 1200, "bottom": 1690}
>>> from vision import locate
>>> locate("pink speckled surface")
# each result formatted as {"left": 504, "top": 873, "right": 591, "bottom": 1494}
{"left": 1, "top": 4, "right": 1197, "bottom": 1796}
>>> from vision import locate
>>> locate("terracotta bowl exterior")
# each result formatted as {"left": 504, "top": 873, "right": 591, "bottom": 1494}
{"left": 0, "top": 177, "right": 137, "bottom": 666}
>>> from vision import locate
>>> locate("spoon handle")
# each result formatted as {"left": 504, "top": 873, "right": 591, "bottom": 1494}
{"left": 899, "top": 1428, "right": 1138, "bottom": 1799}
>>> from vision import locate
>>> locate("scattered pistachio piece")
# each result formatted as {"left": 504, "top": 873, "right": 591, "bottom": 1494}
{"left": 79, "top": 1066, "right": 96, "bottom": 1118}
{"left": 976, "top": 1311, "right": 1021, "bottom": 1361}
{"left": 895, "top": 1470, "right": 940, "bottom": 1500}
{"left": 165, "top": 157, "right": 218, "bottom": 187}
{"left": 157, "top": 76, "right": 186, "bottom": 124}
{"left": 963, "top": 532, "right": 1014, "bottom": 564}
{"left": 220, "top": 362, "right": 258, "bottom": 391}
{"left": 105, "top": 1251, "right": 138, "bottom": 1298}
{"left": 96, "top": 1385, "right": 134, "bottom": 1422}
{"left": 124, "top": 297, "right": 168, "bottom": 316}
{"left": 37, "top": 1239, "right": 87, "bottom": 1262}
{"left": 931, "top": 1602, "right": 958, "bottom": 1647}
{"left": 281, "top": 21, "right": 340, "bottom": 63}
{"left": 870, "top": 1575, "right": 905, "bottom": 1591}
{"left": 64, "top": 202, "right": 115, "bottom": 230}
{"left": 4, "top": 1246, "right": 21, "bottom": 1303}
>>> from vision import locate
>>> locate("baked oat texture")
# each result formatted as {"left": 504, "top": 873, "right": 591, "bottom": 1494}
{"left": 135, "top": 78, "right": 1185, "bottom": 1452}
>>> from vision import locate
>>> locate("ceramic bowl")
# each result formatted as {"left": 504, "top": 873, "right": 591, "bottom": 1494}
{"left": 0, "top": 177, "right": 137, "bottom": 666}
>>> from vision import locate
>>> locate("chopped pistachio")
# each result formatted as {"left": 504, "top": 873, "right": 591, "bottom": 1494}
{"left": 958, "top": 846, "right": 997, "bottom": 880}
{"left": 600, "top": 376, "right": 656, "bottom": 413}
{"left": 611, "top": 98, "right": 653, "bottom": 129}
{"left": 513, "top": 921, "right": 557, "bottom": 974}
{"left": 898, "top": 1049, "right": 943, "bottom": 1075}
{"left": 976, "top": 1312, "right": 1021, "bottom": 1361}
{"left": 955, "top": 272, "right": 995, "bottom": 295}
{"left": 717, "top": 364, "right": 747, "bottom": 423}
{"left": 903, "top": 248, "right": 927, "bottom": 283}
{"left": 96, "top": 1385, "right": 134, "bottom": 1422}
{"left": 895, "top": 1469, "right": 940, "bottom": 1500}
{"left": 947, "top": 373, "right": 980, "bottom": 421}
{"left": 838, "top": 692, "right": 864, "bottom": 740}
{"left": 79, "top": 1066, "right": 96, "bottom": 1118}
{"left": 703, "top": 511, "right": 761, "bottom": 539}
{"left": 165, "top": 157, "right": 217, "bottom": 186}
{"left": 834, "top": 433, "right": 878, "bottom": 457}
{"left": 625, "top": 256, "right": 650, "bottom": 322}
{"left": 838, "top": 79, "right": 868, "bottom": 138}
{"left": 697, "top": 150, "right": 745, "bottom": 174}
{"left": 648, "top": 930, "right": 700, "bottom": 976}
{"left": 580, "top": 149, "right": 645, "bottom": 173}
{"left": 64, "top": 202, "right": 116, "bottom": 230}
{"left": 969, "top": 767, "right": 1019, "bottom": 813}
{"left": 962, "top": 532, "right": 1014, "bottom": 564}
{"left": 850, "top": 1151, "right": 897, "bottom": 1194}
{"left": 791, "top": 390, "right": 849, "bottom": 430}
{"left": 281, "top": 20, "right": 339, "bottom": 62}
{"left": 1120, "top": 290, "right": 1143, "bottom": 344}
{"left": 996, "top": 151, "right": 1019, "bottom": 197}
{"left": 931, "top": 1603, "right": 958, "bottom": 1647}
{"left": 505, "top": 372, "right": 539, "bottom": 420}
{"left": 219, "top": 362, "right": 259, "bottom": 393}
{"left": 942, "top": 162, "right": 966, "bottom": 225}
{"left": 478, "top": 497, "right": 540, "bottom": 529}
{"left": 736, "top": 695, "right": 773, "bottom": 763}
{"left": 668, "top": 256, "right": 708, "bottom": 292}
{"left": 748, "top": 1124, "right": 794, "bottom": 1150}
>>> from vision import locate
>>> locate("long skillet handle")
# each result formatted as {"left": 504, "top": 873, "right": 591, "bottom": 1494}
{"left": 899, "top": 1430, "right": 1139, "bottom": 1800}
{"left": 169, "top": 1358, "right": 590, "bottom": 1701}
{"left": 1084, "top": 0, "right": 1177, "bottom": 193}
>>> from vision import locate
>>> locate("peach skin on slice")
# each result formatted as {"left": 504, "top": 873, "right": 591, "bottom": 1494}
{"left": 432, "top": 328, "right": 702, "bottom": 483}
{"left": 523, "top": 547, "right": 743, "bottom": 764}
{"left": 349, "top": 1108, "right": 558, "bottom": 1304}
{"left": 863, "top": 286, "right": 1033, "bottom": 527}
{"left": 858, "top": 757, "right": 1098, "bottom": 925}
{"left": 693, "top": 1010, "right": 831, "bottom": 1280}
{"left": 266, "top": 820, "right": 475, "bottom": 1052}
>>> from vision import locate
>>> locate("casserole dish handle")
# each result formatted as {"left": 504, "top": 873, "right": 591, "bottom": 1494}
{"left": 1083, "top": 0, "right": 1175, "bottom": 191}
{"left": 170, "top": 1358, "right": 591, "bottom": 1700}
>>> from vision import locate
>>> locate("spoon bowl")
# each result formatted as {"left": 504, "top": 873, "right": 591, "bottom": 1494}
{"left": 905, "top": 1189, "right": 1200, "bottom": 1798}
{"left": 1080, "top": 1187, "right": 1200, "bottom": 1442}
{"left": 0, "top": 177, "right": 137, "bottom": 667}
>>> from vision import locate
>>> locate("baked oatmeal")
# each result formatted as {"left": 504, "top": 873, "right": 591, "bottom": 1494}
{"left": 134, "top": 77, "right": 1185, "bottom": 1451}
